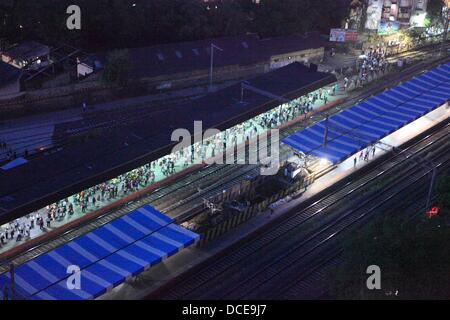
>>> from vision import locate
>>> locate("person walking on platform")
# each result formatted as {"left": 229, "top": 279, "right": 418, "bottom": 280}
{"left": 354, "top": 157, "right": 357, "bottom": 168}
{"left": 372, "top": 146, "right": 376, "bottom": 158}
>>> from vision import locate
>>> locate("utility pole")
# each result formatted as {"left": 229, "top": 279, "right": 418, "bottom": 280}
{"left": 323, "top": 115, "right": 329, "bottom": 147}
{"left": 240, "top": 80, "right": 294, "bottom": 131}
{"left": 425, "top": 167, "right": 437, "bottom": 211}
{"left": 392, "top": 147, "right": 437, "bottom": 213}
{"left": 209, "top": 43, "right": 223, "bottom": 92}
{"left": 440, "top": 0, "right": 450, "bottom": 56}
{"left": 3, "top": 285, "right": 8, "bottom": 300}
{"left": 9, "top": 262, "right": 15, "bottom": 300}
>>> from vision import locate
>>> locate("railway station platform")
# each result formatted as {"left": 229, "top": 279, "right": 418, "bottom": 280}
{"left": 1, "top": 62, "right": 448, "bottom": 300}
{"left": 0, "top": 205, "right": 199, "bottom": 300}
{"left": 0, "top": 63, "right": 342, "bottom": 256}
{"left": 0, "top": 62, "right": 337, "bottom": 223}
{"left": 283, "top": 62, "right": 450, "bottom": 164}
{"left": 98, "top": 91, "right": 449, "bottom": 300}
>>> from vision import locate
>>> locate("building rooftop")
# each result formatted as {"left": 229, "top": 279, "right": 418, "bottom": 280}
{"left": 0, "top": 62, "right": 336, "bottom": 223}
{"left": 3, "top": 41, "right": 50, "bottom": 62}
{"left": 259, "top": 32, "right": 328, "bottom": 57}
{"left": 95, "top": 32, "right": 328, "bottom": 80}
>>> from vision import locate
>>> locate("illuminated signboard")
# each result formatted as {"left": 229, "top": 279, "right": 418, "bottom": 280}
{"left": 330, "top": 29, "right": 359, "bottom": 42}
{"left": 378, "top": 20, "right": 401, "bottom": 35}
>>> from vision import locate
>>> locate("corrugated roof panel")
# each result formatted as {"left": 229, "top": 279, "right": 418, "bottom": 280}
{"left": 282, "top": 62, "right": 450, "bottom": 164}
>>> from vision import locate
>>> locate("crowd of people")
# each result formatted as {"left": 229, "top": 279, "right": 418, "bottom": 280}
{"left": 359, "top": 48, "right": 388, "bottom": 82}
{"left": 343, "top": 47, "right": 390, "bottom": 91}
{"left": 298, "top": 87, "right": 336, "bottom": 108}
{"left": 0, "top": 214, "right": 40, "bottom": 246}
{"left": 353, "top": 144, "right": 377, "bottom": 167}
{"left": 0, "top": 166, "right": 159, "bottom": 249}
{"left": 0, "top": 86, "right": 339, "bottom": 252}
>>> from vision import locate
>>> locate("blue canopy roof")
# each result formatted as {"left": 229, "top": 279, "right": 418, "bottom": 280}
{"left": 283, "top": 62, "right": 450, "bottom": 164}
{"left": 0, "top": 205, "right": 199, "bottom": 300}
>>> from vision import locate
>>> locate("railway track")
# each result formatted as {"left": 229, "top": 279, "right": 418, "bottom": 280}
{"left": 236, "top": 158, "right": 450, "bottom": 300}
{"left": 0, "top": 118, "right": 303, "bottom": 271}
{"left": 0, "top": 53, "right": 448, "bottom": 274}
{"left": 111, "top": 53, "right": 450, "bottom": 220}
{"left": 150, "top": 122, "right": 450, "bottom": 300}
{"left": 280, "top": 251, "right": 343, "bottom": 300}
{"left": 277, "top": 171, "right": 443, "bottom": 300}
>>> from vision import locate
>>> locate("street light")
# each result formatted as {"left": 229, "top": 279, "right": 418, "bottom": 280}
{"left": 209, "top": 43, "right": 223, "bottom": 92}
{"left": 392, "top": 146, "right": 437, "bottom": 213}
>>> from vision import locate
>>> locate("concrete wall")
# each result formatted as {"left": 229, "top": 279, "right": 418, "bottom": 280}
{"left": 269, "top": 47, "right": 324, "bottom": 69}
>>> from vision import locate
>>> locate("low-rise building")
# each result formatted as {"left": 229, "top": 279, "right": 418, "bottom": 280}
{"left": 259, "top": 33, "right": 326, "bottom": 69}
{"left": 1, "top": 41, "right": 51, "bottom": 70}
{"left": 366, "top": 0, "right": 429, "bottom": 31}
{"left": 85, "top": 33, "right": 327, "bottom": 90}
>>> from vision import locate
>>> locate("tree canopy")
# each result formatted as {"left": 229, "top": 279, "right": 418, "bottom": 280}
{"left": 427, "top": 0, "right": 447, "bottom": 26}
{"left": 330, "top": 175, "right": 450, "bottom": 299}
{"left": 0, "top": 0, "right": 352, "bottom": 51}
{"left": 101, "top": 49, "right": 132, "bottom": 85}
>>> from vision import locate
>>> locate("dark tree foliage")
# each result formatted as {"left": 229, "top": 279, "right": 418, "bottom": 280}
{"left": 0, "top": 0, "right": 351, "bottom": 51}
{"left": 101, "top": 49, "right": 132, "bottom": 85}
{"left": 251, "top": 0, "right": 351, "bottom": 37}
{"left": 350, "top": 0, "right": 369, "bottom": 31}
{"left": 436, "top": 175, "right": 450, "bottom": 213}
{"left": 330, "top": 175, "right": 450, "bottom": 299}
{"left": 427, "top": 0, "right": 446, "bottom": 23}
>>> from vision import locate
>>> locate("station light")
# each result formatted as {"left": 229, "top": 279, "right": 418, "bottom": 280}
{"left": 426, "top": 206, "right": 440, "bottom": 219}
